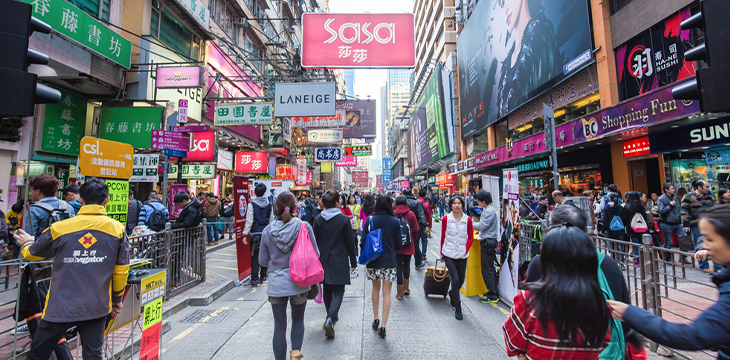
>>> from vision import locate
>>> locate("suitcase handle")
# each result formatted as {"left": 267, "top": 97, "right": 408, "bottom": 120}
{"left": 432, "top": 259, "right": 449, "bottom": 282}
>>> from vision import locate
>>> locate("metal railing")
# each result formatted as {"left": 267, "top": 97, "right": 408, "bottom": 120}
{"left": 590, "top": 234, "right": 718, "bottom": 359}
{"left": 0, "top": 224, "right": 207, "bottom": 359}
{"left": 518, "top": 220, "right": 547, "bottom": 264}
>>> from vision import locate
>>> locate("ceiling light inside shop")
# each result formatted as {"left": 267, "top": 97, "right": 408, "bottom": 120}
{"left": 553, "top": 109, "right": 566, "bottom": 118}
{"left": 571, "top": 93, "right": 601, "bottom": 108}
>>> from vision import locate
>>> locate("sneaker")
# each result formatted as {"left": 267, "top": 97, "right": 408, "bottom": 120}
{"left": 415, "top": 263, "right": 425, "bottom": 270}
{"left": 702, "top": 269, "right": 714, "bottom": 274}
{"left": 259, "top": 277, "right": 267, "bottom": 284}
{"left": 11, "top": 324, "right": 28, "bottom": 335}
{"left": 478, "top": 296, "right": 499, "bottom": 304}
{"left": 242, "top": 280, "right": 258, "bottom": 287}
{"left": 219, "top": 235, "right": 224, "bottom": 240}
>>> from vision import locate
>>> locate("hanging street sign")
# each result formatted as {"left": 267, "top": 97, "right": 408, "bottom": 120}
{"left": 78, "top": 137, "right": 133, "bottom": 179}
{"left": 150, "top": 130, "right": 190, "bottom": 152}
{"left": 214, "top": 102, "right": 274, "bottom": 125}
{"left": 344, "top": 145, "right": 372, "bottom": 156}
{"left": 314, "top": 148, "right": 343, "bottom": 162}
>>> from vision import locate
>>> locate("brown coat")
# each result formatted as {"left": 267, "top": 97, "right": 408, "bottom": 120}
{"left": 202, "top": 198, "right": 220, "bottom": 218}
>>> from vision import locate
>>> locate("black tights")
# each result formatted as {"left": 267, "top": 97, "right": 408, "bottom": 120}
{"left": 270, "top": 294, "right": 307, "bottom": 360}
{"left": 322, "top": 283, "right": 345, "bottom": 320}
{"left": 443, "top": 256, "right": 467, "bottom": 306}
{"left": 396, "top": 254, "right": 412, "bottom": 285}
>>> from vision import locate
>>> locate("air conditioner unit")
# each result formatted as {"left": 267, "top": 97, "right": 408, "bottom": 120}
{"left": 237, "top": 18, "right": 249, "bottom": 26}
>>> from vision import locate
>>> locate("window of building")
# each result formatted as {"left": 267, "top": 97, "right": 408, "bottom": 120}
{"left": 494, "top": 120, "right": 508, "bottom": 148}
{"left": 69, "top": 0, "right": 110, "bottom": 22}
{"left": 151, "top": 2, "right": 194, "bottom": 58}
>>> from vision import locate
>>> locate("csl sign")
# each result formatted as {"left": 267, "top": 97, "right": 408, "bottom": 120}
{"left": 301, "top": 13, "right": 415, "bottom": 68}
{"left": 79, "top": 137, "right": 134, "bottom": 179}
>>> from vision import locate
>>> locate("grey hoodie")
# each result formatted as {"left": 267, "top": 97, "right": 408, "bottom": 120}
{"left": 320, "top": 208, "right": 341, "bottom": 221}
{"left": 259, "top": 217, "right": 320, "bottom": 297}
{"left": 473, "top": 205, "right": 499, "bottom": 240}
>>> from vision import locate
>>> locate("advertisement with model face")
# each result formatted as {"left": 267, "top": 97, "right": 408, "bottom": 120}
{"left": 410, "top": 66, "right": 450, "bottom": 171}
{"left": 615, "top": 7, "right": 696, "bottom": 101}
{"left": 458, "top": 0, "right": 594, "bottom": 137}
{"left": 338, "top": 100, "right": 376, "bottom": 138}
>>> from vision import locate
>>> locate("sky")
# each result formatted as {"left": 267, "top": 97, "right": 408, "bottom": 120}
{"left": 328, "top": 0, "right": 414, "bottom": 161}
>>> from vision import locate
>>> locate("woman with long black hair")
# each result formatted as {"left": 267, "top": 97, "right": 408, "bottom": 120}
{"left": 504, "top": 225, "right": 611, "bottom": 359}
{"left": 360, "top": 195, "right": 402, "bottom": 339}
{"left": 359, "top": 194, "right": 376, "bottom": 232}
{"left": 623, "top": 191, "right": 651, "bottom": 259}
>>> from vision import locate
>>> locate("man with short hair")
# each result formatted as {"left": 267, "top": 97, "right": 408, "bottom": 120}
{"left": 241, "top": 184, "right": 275, "bottom": 286}
{"left": 417, "top": 188, "right": 433, "bottom": 260}
{"left": 202, "top": 193, "right": 220, "bottom": 245}
{"left": 126, "top": 190, "right": 146, "bottom": 235}
{"left": 528, "top": 196, "right": 549, "bottom": 220}
{"left": 15, "top": 177, "right": 130, "bottom": 360}
{"left": 551, "top": 190, "right": 575, "bottom": 207}
{"left": 143, "top": 194, "right": 169, "bottom": 232}
{"left": 62, "top": 184, "right": 81, "bottom": 216}
{"left": 308, "top": 191, "right": 325, "bottom": 226}
{"left": 171, "top": 192, "right": 203, "bottom": 229}
{"left": 23, "top": 174, "right": 70, "bottom": 238}
{"left": 682, "top": 180, "right": 721, "bottom": 272}
{"left": 657, "top": 183, "right": 686, "bottom": 262}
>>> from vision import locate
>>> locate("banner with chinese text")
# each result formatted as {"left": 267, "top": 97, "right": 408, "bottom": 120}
{"left": 42, "top": 87, "right": 87, "bottom": 156}
{"left": 214, "top": 102, "right": 273, "bottom": 125}
{"left": 168, "top": 164, "right": 216, "bottom": 179}
{"left": 131, "top": 154, "right": 159, "bottom": 182}
{"left": 99, "top": 107, "right": 162, "bottom": 149}
{"left": 105, "top": 180, "right": 129, "bottom": 225}
{"left": 235, "top": 152, "right": 268, "bottom": 173}
{"left": 233, "top": 176, "right": 251, "bottom": 281}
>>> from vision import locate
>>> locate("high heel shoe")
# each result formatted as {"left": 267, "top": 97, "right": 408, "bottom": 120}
{"left": 378, "top": 327, "right": 386, "bottom": 339}
{"left": 371, "top": 318, "right": 379, "bottom": 331}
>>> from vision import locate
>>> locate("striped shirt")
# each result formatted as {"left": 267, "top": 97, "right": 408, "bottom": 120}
{"left": 503, "top": 291, "right": 610, "bottom": 360}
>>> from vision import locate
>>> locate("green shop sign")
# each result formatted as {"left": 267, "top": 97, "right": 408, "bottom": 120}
{"left": 41, "top": 87, "right": 87, "bottom": 156}
{"left": 214, "top": 102, "right": 274, "bottom": 125}
{"left": 99, "top": 107, "right": 162, "bottom": 149}
{"left": 516, "top": 159, "right": 550, "bottom": 173}
{"left": 168, "top": 164, "right": 215, "bottom": 179}
{"left": 23, "top": 0, "right": 132, "bottom": 68}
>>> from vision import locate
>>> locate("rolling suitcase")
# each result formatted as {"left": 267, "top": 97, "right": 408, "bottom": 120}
{"left": 423, "top": 259, "right": 450, "bottom": 298}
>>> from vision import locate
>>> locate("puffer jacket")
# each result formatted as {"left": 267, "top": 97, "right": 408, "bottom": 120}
{"left": 202, "top": 198, "right": 220, "bottom": 218}
{"left": 440, "top": 212, "right": 474, "bottom": 259}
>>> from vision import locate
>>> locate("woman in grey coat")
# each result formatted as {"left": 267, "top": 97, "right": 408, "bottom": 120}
{"left": 259, "top": 192, "right": 320, "bottom": 360}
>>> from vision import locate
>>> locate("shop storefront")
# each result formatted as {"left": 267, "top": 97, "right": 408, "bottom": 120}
{"left": 649, "top": 115, "right": 730, "bottom": 195}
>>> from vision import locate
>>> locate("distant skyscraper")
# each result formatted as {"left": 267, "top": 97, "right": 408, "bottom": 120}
{"left": 344, "top": 69, "right": 355, "bottom": 97}
{"left": 383, "top": 69, "right": 411, "bottom": 160}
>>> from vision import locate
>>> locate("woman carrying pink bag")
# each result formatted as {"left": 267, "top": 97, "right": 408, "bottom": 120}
{"left": 259, "top": 193, "right": 320, "bottom": 360}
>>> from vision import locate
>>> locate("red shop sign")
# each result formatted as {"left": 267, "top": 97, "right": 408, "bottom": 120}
{"left": 301, "top": 13, "right": 415, "bottom": 68}
{"left": 172, "top": 129, "right": 215, "bottom": 162}
{"left": 235, "top": 151, "right": 268, "bottom": 173}
{"left": 622, "top": 137, "right": 650, "bottom": 158}
{"left": 276, "top": 165, "right": 295, "bottom": 180}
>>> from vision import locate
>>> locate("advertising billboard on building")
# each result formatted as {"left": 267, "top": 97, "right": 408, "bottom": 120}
{"left": 615, "top": 8, "right": 696, "bottom": 101}
{"left": 410, "top": 66, "right": 450, "bottom": 171}
{"left": 338, "top": 100, "right": 376, "bottom": 138}
{"left": 301, "top": 13, "right": 415, "bottom": 68}
{"left": 458, "top": 0, "right": 594, "bottom": 136}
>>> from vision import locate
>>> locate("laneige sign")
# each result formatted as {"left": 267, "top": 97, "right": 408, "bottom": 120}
{"left": 275, "top": 82, "right": 336, "bottom": 117}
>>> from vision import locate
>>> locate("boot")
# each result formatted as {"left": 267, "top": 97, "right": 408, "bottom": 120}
{"left": 403, "top": 279, "right": 410, "bottom": 296}
{"left": 396, "top": 285, "right": 404, "bottom": 300}
{"left": 290, "top": 350, "right": 304, "bottom": 360}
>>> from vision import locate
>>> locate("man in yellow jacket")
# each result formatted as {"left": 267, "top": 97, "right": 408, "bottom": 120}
{"left": 14, "top": 177, "right": 130, "bottom": 360}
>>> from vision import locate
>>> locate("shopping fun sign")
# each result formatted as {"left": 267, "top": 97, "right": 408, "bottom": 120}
{"left": 301, "top": 13, "right": 415, "bottom": 68}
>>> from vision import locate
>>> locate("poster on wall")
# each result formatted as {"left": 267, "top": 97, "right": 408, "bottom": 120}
{"left": 458, "top": 0, "right": 594, "bottom": 136}
{"left": 233, "top": 176, "right": 251, "bottom": 282}
{"left": 338, "top": 100, "right": 376, "bottom": 138}
{"left": 499, "top": 169, "right": 520, "bottom": 305}
{"left": 168, "top": 184, "right": 189, "bottom": 220}
{"left": 251, "top": 180, "right": 291, "bottom": 202}
{"left": 615, "top": 7, "right": 696, "bottom": 101}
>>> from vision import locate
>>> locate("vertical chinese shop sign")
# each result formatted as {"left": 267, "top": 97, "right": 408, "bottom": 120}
{"left": 105, "top": 180, "right": 129, "bottom": 226}
{"left": 139, "top": 270, "right": 166, "bottom": 360}
{"left": 233, "top": 176, "right": 251, "bottom": 281}
{"left": 42, "top": 87, "right": 87, "bottom": 156}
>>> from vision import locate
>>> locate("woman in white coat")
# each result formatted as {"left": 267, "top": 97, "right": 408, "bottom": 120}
{"left": 439, "top": 196, "right": 474, "bottom": 321}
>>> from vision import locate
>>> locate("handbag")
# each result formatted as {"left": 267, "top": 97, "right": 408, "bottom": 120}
{"left": 358, "top": 217, "right": 383, "bottom": 265}
{"left": 289, "top": 222, "right": 325, "bottom": 287}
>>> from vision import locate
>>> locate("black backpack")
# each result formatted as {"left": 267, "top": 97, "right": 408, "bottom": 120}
{"left": 396, "top": 214, "right": 411, "bottom": 247}
{"left": 33, "top": 202, "right": 70, "bottom": 228}
{"left": 147, "top": 205, "right": 167, "bottom": 232}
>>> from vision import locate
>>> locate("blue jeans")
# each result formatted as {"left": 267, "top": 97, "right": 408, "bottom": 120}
{"left": 439, "top": 205, "right": 444, "bottom": 218}
{"left": 631, "top": 237, "right": 641, "bottom": 256}
{"left": 206, "top": 217, "right": 219, "bottom": 242}
{"left": 221, "top": 216, "right": 234, "bottom": 235}
{"left": 691, "top": 226, "right": 721, "bottom": 271}
{"left": 659, "top": 223, "right": 686, "bottom": 250}
{"left": 420, "top": 230, "right": 429, "bottom": 259}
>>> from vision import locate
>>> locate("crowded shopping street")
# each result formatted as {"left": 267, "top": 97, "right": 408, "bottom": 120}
{"left": 2, "top": 0, "right": 730, "bottom": 358}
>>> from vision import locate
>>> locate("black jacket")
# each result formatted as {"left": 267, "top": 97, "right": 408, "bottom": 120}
{"left": 313, "top": 212, "right": 358, "bottom": 285}
{"left": 602, "top": 201, "right": 626, "bottom": 237}
{"left": 308, "top": 206, "right": 322, "bottom": 227}
{"left": 360, "top": 211, "right": 402, "bottom": 269}
{"left": 623, "top": 204, "right": 650, "bottom": 239}
{"left": 172, "top": 200, "right": 202, "bottom": 229}
{"left": 220, "top": 200, "right": 234, "bottom": 218}
{"left": 406, "top": 195, "right": 428, "bottom": 228}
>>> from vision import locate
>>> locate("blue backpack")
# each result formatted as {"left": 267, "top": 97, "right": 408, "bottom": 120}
{"left": 609, "top": 215, "right": 625, "bottom": 232}
{"left": 358, "top": 217, "right": 383, "bottom": 264}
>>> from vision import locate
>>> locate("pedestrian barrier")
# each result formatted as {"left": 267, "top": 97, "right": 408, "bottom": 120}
{"left": 591, "top": 234, "right": 718, "bottom": 359}
{"left": 518, "top": 220, "right": 546, "bottom": 265}
{"left": 0, "top": 224, "right": 206, "bottom": 359}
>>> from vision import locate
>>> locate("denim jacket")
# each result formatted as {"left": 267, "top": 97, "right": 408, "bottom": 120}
{"left": 23, "top": 197, "right": 71, "bottom": 238}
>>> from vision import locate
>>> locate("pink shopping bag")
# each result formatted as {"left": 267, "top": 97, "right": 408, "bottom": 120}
{"left": 289, "top": 221, "right": 324, "bottom": 287}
